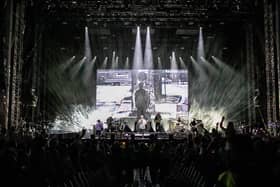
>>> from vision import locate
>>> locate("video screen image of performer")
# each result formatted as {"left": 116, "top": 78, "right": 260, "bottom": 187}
{"left": 134, "top": 82, "right": 150, "bottom": 118}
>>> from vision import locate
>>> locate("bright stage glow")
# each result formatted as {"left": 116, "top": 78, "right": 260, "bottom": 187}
{"left": 189, "top": 100, "right": 227, "bottom": 129}
{"left": 189, "top": 56, "right": 251, "bottom": 129}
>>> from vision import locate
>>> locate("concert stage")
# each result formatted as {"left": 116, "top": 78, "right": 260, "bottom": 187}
{"left": 49, "top": 131, "right": 190, "bottom": 141}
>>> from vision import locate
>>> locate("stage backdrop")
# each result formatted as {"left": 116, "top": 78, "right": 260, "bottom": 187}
{"left": 96, "top": 69, "right": 188, "bottom": 129}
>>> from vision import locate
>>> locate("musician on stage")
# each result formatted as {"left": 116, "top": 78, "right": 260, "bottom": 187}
{"left": 154, "top": 112, "right": 162, "bottom": 132}
{"left": 174, "top": 117, "right": 185, "bottom": 133}
{"left": 106, "top": 116, "right": 114, "bottom": 132}
{"left": 190, "top": 118, "right": 198, "bottom": 133}
{"left": 123, "top": 121, "right": 132, "bottom": 132}
{"left": 137, "top": 115, "right": 147, "bottom": 132}
{"left": 95, "top": 119, "right": 104, "bottom": 137}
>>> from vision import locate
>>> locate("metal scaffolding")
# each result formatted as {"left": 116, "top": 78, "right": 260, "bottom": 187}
{"left": 3, "top": 0, "right": 26, "bottom": 129}
{"left": 246, "top": 24, "right": 256, "bottom": 125}
{"left": 264, "top": 0, "right": 280, "bottom": 122}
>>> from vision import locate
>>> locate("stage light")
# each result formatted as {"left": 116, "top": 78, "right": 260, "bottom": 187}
{"left": 200, "top": 56, "right": 219, "bottom": 75}
{"left": 188, "top": 21, "right": 194, "bottom": 25}
{"left": 190, "top": 55, "right": 207, "bottom": 81}
{"left": 102, "top": 56, "right": 108, "bottom": 69}
{"left": 115, "top": 56, "right": 119, "bottom": 69}
{"left": 70, "top": 56, "right": 87, "bottom": 79}
{"left": 200, "top": 56, "right": 206, "bottom": 61}
{"left": 60, "top": 56, "right": 76, "bottom": 71}
{"left": 179, "top": 57, "right": 187, "bottom": 69}
{"left": 190, "top": 56, "right": 196, "bottom": 62}
{"left": 124, "top": 57, "right": 129, "bottom": 69}
{"left": 85, "top": 26, "right": 92, "bottom": 62}
{"left": 212, "top": 56, "right": 224, "bottom": 67}
{"left": 157, "top": 56, "right": 162, "bottom": 69}
{"left": 171, "top": 51, "right": 178, "bottom": 70}
{"left": 133, "top": 26, "right": 144, "bottom": 70}
{"left": 111, "top": 51, "right": 116, "bottom": 69}
{"left": 197, "top": 26, "right": 205, "bottom": 63}
{"left": 144, "top": 26, "right": 153, "bottom": 69}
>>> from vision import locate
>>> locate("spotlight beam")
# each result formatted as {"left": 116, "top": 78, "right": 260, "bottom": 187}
{"left": 85, "top": 26, "right": 92, "bottom": 62}
{"left": 70, "top": 57, "right": 87, "bottom": 79}
{"left": 171, "top": 51, "right": 178, "bottom": 69}
{"left": 133, "top": 26, "right": 144, "bottom": 70}
{"left": 111, "top": 51, "right": 116, "bottom": 68}
{"left": 157, "top": 57, "right": 162, "bottom": 69}
{"left": 200, "top": 56, "right": 219, "bottom": 75}
{"left": 102, "top": 57, "right": 108, "bottom": 69}
{"left": 197, "top": 27, "right": 205, "bottom": 63}
{"left": 60, "top": 56, "right": 76, "bottom": 71}
{"left": 83, "top": 56, "right": 97, "bottom": 84}
{"left": 179, "top": 57, "right": 187, "bottom": 69}
{"left": 144, "top": 26, "right": 153, "bottom": 69}
{"left": 125, "top": 57, "right": 129, "bottom": 69}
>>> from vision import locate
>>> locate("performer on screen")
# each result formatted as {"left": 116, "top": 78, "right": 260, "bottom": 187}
{"left": 134, "top": 82, "right": 150, "bottom": 118}
{"left": 154, "top": 112, "right": 162, "bottom": 132}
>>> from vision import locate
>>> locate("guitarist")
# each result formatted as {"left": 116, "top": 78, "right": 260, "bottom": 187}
{"left": 154, "top": 112, "right": 162, "bottom": 132}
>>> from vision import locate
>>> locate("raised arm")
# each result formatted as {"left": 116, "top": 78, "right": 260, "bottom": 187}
{"left": 216, "top": 122, "right": 219, "bottom": 131}
{"left": 219, "top": 116, "right": 226, "bottom": 131}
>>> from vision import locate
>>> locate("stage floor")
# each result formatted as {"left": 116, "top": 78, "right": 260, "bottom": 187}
{"left": 49, "top": 131, "right": 190, "bottom": 141}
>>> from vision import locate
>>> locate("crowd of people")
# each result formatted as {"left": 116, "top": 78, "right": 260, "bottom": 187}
{"left": 0, "top": 117, "right": 279, "bottom": 187}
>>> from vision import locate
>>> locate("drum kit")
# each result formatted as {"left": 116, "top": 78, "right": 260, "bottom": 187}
{"left": 169, "top": 119, "right": 188, "bottom": 133}
{"left": 108, "top": 118, "right": 129, "bottom": 132}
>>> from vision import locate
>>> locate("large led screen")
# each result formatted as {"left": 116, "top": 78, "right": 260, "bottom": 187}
{"left": 96, "top": 70, "right": 188, "bottom": 122}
